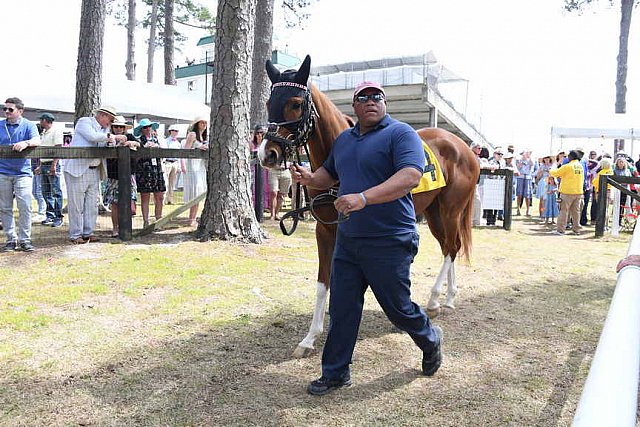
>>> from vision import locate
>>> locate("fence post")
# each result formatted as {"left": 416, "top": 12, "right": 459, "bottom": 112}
{"left": 595, "top": 175, "right": 608, "bottom": 238}
{"left": 503, "top": 169, "right": 513, "bottom": 231}
{"left": 117, "top": 146, "right": 133, "bottom": 241}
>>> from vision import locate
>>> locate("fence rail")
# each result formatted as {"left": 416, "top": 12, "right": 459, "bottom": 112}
{"left": 1, "top": 146, "right": 209, "bottom": 241}
{"left": 595, "top": 175, "right": 640, "bottom": 237}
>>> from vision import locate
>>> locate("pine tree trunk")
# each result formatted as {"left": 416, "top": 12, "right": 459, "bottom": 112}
{"left": 164, "top": 0, "right": 176, "bottom": 85}
{"left": 125, "top": 0, "right": 136, "bottom": 80}
{"left": 147, "top": 0, "right": 159, "bottom": 83}
{"left": 198, "top": 0, "right": 263, "bottom": 243}
{"left": 250, "top": 0, "right": 275, "bottom": 127}
{"left": 615, "top": 0, "right": 632, "bottom": 115}
{"left": 75, "top": 0, "right": 106, "bottom": 121}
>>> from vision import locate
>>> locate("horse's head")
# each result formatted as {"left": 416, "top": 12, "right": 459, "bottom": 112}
{"left": 258, "top": 55, "right": 315, "bottom": 169}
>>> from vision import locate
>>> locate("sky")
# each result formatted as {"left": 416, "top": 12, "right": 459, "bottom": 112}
{"left": 9, "top": 0, "right": 640, "bottom": 156}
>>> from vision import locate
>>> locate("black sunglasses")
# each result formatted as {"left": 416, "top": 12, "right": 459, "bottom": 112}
{"left": 355, "top": 93, "right": 385, "bottom": 104}
{"left": 142, "top": 125, "right": 151, "bottom": 129}
{"left": 3, "top": 107, "right": 14, "bottom": 113}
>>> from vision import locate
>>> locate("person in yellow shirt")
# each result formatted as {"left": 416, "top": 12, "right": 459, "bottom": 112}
{"left": 592, "top": 157, "right": 613, "bottom": 194}
{"left": 591, "top": 157, "right": 613, "bottom": 226}
{"left": 549, "top": 150, "right": 585, "bottom": 235}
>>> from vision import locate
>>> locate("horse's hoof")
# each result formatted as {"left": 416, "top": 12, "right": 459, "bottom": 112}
{"left": 292, "top": 345, "right": 314, "bottom": 358}
{"left": 426, "top": 306, "right": 441, "bottom": 319}
{"left": 443, "top": 303, "right": 456, "bottom": 310}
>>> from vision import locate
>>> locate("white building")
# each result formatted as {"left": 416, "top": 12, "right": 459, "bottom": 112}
{"left": 174, "top": 35, "right": 301, "bottom": 105}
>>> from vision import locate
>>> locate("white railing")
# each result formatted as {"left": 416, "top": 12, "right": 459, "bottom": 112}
{"left": 572, "top": 221, "right": 640, "bottom": 426}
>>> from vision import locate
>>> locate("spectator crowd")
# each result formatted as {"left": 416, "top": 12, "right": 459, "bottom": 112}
{"left": 0, "top": 99, "right": 213, "bottom": 251}
{"left": 470, "top": 142, "right": 639, "bottom": 234}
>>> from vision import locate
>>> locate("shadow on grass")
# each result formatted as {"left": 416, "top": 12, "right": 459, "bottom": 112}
{"left": 0, "top": 270, "right": 616, "bottom": 426}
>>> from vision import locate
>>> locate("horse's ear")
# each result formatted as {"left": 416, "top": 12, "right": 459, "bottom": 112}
{"left": 295, "top": 55, "right": 311, "bottom": 85}
{"left": 265, "top": 59, "right": 280, "bottom": 83}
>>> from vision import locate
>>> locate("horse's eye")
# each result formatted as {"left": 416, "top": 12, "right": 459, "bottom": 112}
{"left": 290, "top": 102, "right": 302, "bottom": 110}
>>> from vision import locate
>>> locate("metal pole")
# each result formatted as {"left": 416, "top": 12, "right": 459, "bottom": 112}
{"left": 255, "top": 161, "right": 264, "bottom": 222}
{"left": 204, "top": 51, "right": 208, "bottom": 105}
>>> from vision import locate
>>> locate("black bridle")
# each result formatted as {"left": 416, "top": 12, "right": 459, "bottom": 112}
{"left": 265, "top": 81, "right": 347, "bottom": 235}
{"left": 265, "top": 81, "right": 317, "bottom": 168}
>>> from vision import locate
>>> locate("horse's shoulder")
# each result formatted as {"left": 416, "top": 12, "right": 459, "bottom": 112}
{"left": 416, "top": 127, "right": 477, "bottom": 169}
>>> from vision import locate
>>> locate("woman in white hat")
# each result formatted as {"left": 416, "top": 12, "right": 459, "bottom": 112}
{"left": 181, "top": 116, "right": 209, "bottom": 227}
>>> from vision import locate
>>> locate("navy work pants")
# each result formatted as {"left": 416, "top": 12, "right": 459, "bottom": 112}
{"left": 321, "top": 231, "right": 439, "bottom": 380}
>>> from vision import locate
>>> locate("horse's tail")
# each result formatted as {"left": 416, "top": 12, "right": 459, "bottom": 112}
{"left": 458, "top": 186, "right": 474, "bottom": 264}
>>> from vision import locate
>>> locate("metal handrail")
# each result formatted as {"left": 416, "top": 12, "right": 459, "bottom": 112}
{"left": 572, "top": 221, "right": 640, "bottom": 426}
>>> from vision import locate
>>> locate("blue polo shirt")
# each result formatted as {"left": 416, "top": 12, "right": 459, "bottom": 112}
{"left": 323, "top": 114, "right": 425, "bottom": 237}
{"left": 0, "top": 118, "right": 39, "bottom": 176}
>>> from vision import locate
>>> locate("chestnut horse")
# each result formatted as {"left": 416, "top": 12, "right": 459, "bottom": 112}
{"left": 258, "top": 55, "right": 480, "bottom": 358}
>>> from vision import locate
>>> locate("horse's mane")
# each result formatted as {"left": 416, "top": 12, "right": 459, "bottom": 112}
{"left": 307, "top": 84, "right": 352, "bottom": 170}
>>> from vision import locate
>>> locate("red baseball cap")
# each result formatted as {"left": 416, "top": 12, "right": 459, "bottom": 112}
{"left": 353, "top": 81, "right": 386, "bottom": 98}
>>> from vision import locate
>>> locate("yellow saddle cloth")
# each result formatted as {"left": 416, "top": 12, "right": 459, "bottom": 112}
{"left": 412, "top": 141, "right": 446, "bottom": 194}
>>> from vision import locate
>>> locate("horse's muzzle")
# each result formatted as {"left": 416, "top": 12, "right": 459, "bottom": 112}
{"left": 258, "top": 139, "right": 282, "bottom": 168}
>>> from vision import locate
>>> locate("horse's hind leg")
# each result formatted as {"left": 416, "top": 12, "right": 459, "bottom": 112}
{"left": 444, "top": 260, "right": 457, "bottom": 309}
{"left": 293, "top": 281, "right": 328, "bottom": 358}
{"left": 426, "top": 255, "right": 452, "bottom": 318}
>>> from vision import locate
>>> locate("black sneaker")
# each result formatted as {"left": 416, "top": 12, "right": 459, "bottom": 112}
{"left": 18, "top": 242, "right": 34, "bottom": 252}
{"left": 41, "top": 218, "right": 54, "bottom": 225}
{"left": 307, "top": 374, "right": 352, "bottom": 396}
{"left": 2, "top": 241, "right": 17, "bottom": 252}
{"left": 422, "top": 325, "right": 443, "bottom": 376}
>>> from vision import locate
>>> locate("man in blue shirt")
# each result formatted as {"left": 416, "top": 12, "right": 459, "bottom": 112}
{"left": 0, "top": 97, "right": 41, "bottom": 252}
{"left": 290, "top": 81, "right": 443, "bottom": 395}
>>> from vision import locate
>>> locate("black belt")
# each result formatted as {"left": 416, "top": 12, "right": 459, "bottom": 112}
{"left": 88, "top": 166, "right": 98, "bottom": 169}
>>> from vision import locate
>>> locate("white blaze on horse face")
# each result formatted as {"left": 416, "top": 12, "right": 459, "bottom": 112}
{"left": 257, "top": 137, "right": 270, "bottom": 167}
{"left": 257, "top": 136, "right": 284, "bottom": 169}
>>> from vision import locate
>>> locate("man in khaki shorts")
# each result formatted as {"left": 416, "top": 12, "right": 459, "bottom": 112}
{"left": 268, "top": 166, "right": 291, "bottom": 220}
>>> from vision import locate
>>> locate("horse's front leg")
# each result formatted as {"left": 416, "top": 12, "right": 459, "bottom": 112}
{"left": 444, "top": 259, "right": 457, "bottom": 309}
{"left": 426, "top": 255, "right": 452, "bottom": 318}
{"left": 293, "top": 281, "right": 328, "bottom": 358}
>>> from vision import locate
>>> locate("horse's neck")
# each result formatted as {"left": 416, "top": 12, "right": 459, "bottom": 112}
{"left": 308, "top": 87, "right": 351, "bottom": 171}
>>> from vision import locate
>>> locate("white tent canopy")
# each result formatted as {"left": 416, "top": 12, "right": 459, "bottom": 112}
{"left": 0, "top": 65, "right": 210, "bottom": 122}
{"left": 551, "top": 127, "right": 639, "bottom": 139}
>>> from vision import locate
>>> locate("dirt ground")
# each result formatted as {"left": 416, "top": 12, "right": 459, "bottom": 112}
{"left": 0, "top": 214, "right": 632, "bottom": 426}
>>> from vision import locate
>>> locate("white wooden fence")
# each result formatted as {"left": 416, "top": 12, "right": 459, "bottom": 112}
{"left": 572, "top": 221, "right": 640, "bottom": 426}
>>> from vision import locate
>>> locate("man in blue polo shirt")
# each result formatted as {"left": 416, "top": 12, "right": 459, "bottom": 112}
{"left": 0, "top": 97, "right": 41, "bottom": 252}
{"left": 290, "top": 81, "right": 443, "bottom": 395}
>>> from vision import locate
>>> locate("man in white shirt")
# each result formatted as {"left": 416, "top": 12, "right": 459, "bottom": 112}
{"left": 160, "top": 125, "right": 181, "bottom": 204}
{"left": 64, "top": 106, "right": 126, "bottom": 244}
{"left": 36, "top": 113, "right": 64, "bottom": 227}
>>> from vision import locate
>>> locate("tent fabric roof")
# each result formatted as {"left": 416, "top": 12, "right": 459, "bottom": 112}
{"left": 0, "top": 66, "right": 210, "bottom": 122}
{"left": 310, "top": 51, "right": 464, "bottom": 83}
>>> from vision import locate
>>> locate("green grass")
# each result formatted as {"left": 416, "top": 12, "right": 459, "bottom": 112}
{"left": 0, "top": 215, "right": 633, "bottom": 426}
